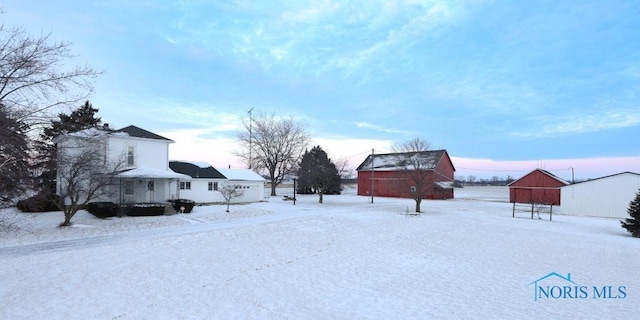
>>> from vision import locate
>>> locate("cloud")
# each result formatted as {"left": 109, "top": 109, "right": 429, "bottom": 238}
{"left": 355, "top": 122, "right": 415, "bottom": 135}
{"left": 153, "top": 0, "right": 470, "bottom": 79}
{"left": 511, "top": 108, "right": 640, "bottom": 138}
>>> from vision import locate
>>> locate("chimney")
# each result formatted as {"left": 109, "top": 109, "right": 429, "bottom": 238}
{"left": 103, "top": 123, "right": 109, "bottom": 130}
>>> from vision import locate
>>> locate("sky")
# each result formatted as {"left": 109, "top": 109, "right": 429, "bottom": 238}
{"left": 3, "top": 0, "right": 640, "bottom": 180}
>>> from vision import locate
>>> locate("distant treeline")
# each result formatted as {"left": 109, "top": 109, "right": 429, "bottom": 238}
{"left": 454, "top": 176, "right": 516, "bottom": 187}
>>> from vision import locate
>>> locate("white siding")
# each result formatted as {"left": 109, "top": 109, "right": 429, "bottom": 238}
{"left": 107, "top": 136, "right": 171, "bottom": 171}
{"left": 177, "top": 179, "right": 226, "bottom": 203}
{"left": 224, "top": 181, "right": 265, "bottom": 203}
{"left": 561, "top": 173, "right": 640, "bottom": 219}
{"left": 56, "top": 128, "right": 183, "bottom": 205}
{"left": 177, "top": 180, "right": 265, "bottom": 203}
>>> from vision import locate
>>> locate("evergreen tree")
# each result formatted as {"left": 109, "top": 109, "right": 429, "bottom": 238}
{"left": 0, "top": 104, "right": 30, "bottom": 205}
{"left": 621, "top": 189, "right": 640, "bottom": 238}
{"left": 33, "top": 101, "right": 101, "bottom": 191}
{"left": 296, "top": 146, "right": 342, "bottom": 203}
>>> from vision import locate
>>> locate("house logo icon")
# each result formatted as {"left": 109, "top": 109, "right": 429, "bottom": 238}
{"left": 529, "top": 272, "right": 627, "bottom": 301}
{"left": 529, "top": 272, "right": 577, "bottom": 301}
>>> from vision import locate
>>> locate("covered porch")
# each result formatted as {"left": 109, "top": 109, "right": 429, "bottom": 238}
{"left": 116, "top": 167, "right": 191, "bottom": 205}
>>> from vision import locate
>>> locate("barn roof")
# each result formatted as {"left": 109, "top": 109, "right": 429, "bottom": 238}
{"left": 169, "top": 161, "right": 226, "bottom": 179}
{"left": 356, "top": 149, "right": 452, "bottom": 172}
{"left": 508, "top": 168, "right": 570, "bottom": 187}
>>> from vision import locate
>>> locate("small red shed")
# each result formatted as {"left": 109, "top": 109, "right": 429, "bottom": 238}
{"left": 356, "top": 150, "right": 455, "bottom": 200}
{"left": 508, "top": 169, "right": 569, "bottom": 206}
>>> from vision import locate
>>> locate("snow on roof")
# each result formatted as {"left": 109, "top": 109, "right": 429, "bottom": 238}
{"left": 217, "top": 168, "right": 266, "bottom": 181}
{"left": 183, "top": 161, "right": 212, "bottom": 169}
{"left": 63, "top": 127, "right": 111, "bottom": 138}
{"left": 117, "top": 166, "right": 191, "bottom": 180}
{"left": 56, "top": 125, "right": 172, "bottom": 142}
{"left": 356, "top": 150, "right": 447, "bottom": 171}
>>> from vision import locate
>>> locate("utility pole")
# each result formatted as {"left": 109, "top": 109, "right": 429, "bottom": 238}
{"left": 370, "top": 148, "right": 374, "bottom": 204}
{"left": 248, "top": 107, "right": 254, "bottom": 169}
{"left": 569, "top": 167, "right": 575, "bottom": 184}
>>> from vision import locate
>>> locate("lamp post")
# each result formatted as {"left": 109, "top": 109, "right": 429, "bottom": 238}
{"left": 292, "top": 177, "right": 297, "bottom": 205}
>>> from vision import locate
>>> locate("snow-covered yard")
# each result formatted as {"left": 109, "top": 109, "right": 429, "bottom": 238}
{"left": 1, "top": 186, "right": 638, "bottom": 319}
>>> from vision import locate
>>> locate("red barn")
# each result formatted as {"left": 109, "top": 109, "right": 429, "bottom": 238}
{"left": 508, "top": 169, "right": 569, "bottom": 205}
{"left": 356, "top": 150, "right": 455, "bottom": 200}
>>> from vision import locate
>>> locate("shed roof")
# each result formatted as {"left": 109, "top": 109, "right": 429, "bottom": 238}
{"left": 508, "top": 168, "right": 569, "bottom": 187}
{"left": 169, "top": 161, "right": 225, "bottom": 179}
{"left": 560, "top": 171, "right": 640, "bottom": 187}
{"left": 356, "top": 150, "right": 452, "bottom": 172}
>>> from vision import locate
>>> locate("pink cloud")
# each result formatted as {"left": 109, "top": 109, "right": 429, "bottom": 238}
{"left": 451, "top": 156, "right": 640, "bottom": 181}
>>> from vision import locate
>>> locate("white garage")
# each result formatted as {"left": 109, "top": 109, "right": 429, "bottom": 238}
{"left": 216, "top": 168, "right": 267, "bottom": 204}
{"left": 560, "top": 172, "right": 640, "bottom": 219}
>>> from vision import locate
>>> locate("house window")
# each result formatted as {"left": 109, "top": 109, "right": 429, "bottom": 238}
{"left": 124, "top": 180, "right": 135, "bottom": 195}
{"left": 410, "top": 186, "right": 416, "bottom": 192}
{"left": 127, "top": 146, "right": 135, "bottom": 166}
{"left": 208, "top": 182, "right": 219, "bottom": 191}
{"left": 180, "top": 182, "right": 191, "bottom": 190}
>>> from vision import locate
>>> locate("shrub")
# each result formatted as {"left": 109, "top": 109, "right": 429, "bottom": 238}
{"left": 172, "top": 199, "right": 195, "bottom": 213}
{"left": 127, "top": 203, "right": 166, "bottom": 216}
{"left": 87, "top": 202, "right": 119, "bottom": 218}
{"left": 16, "top": 191, "right": 60, "bottom": 213}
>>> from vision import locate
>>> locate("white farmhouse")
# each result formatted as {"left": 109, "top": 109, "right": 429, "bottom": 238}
{"left": 560, "top": 172, "right": 640, "bottom": 219}
{"left": 55, "top": 124, "right": 190, "bottom": 205}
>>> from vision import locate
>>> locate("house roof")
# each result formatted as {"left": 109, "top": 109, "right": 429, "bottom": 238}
{"left": 355, "top": 149, "right": 452, "bottom": 172}
{"left": 217, "top": 168, "right": 266, "bottom": 181}
{"left": 56, "top": 125, "right": 173, "bottom": 142}
{"left": 114, "top": 125, "right": 172, "bottom": 141}
{"left": 507, "top": 168, "right": 570, "bottom": 187}
{"left": 169, "top": 161, "right": 225, "bottom": 179}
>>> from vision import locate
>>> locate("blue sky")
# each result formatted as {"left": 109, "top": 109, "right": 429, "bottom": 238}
{"left": 3, "top": 0, "right": 640, "bottom": 179}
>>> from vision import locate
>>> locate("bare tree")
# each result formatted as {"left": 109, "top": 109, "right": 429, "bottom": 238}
{"left": 54, "top": 133, "right": 127, "bottom": 226}
{"left": 392, "top": 138, "right": 435, "bottom": 213}
{"left": 334, "top": 157, "right": 354, "bottom": 180}
{"left": 0, "top": 210, "right": 22, "bottom": 233}
{"left": 0, "top": 22, "right": 100, "bottom": 126}
{"left": 220, "top": 184, "right": 245, "bottom": 212}
{"left": 235, "top": 113, "right": 310, "bottom": 196}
